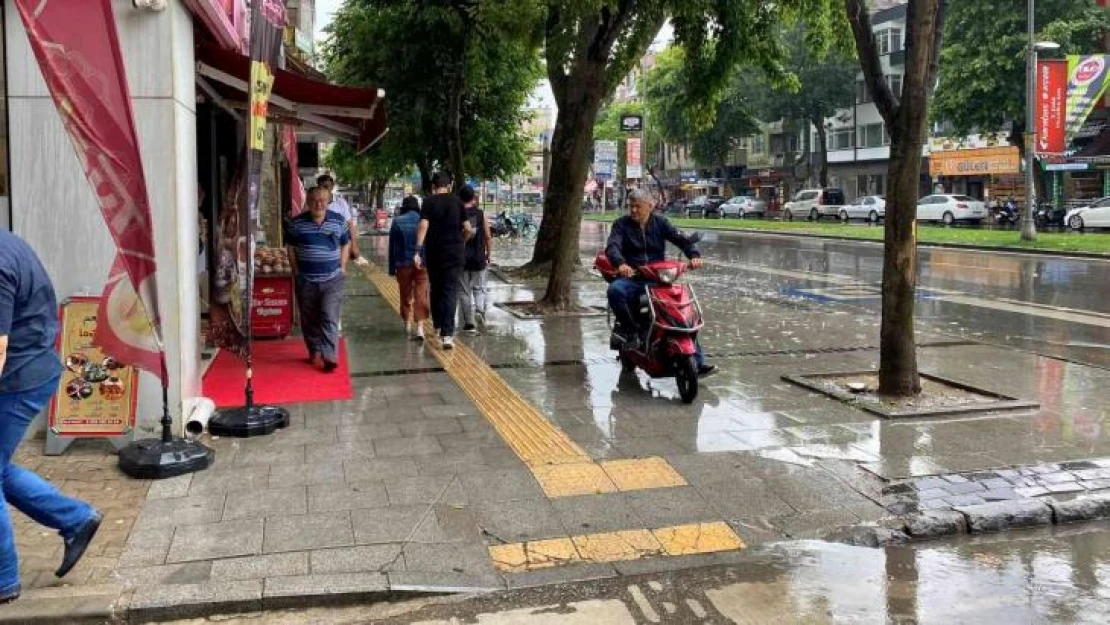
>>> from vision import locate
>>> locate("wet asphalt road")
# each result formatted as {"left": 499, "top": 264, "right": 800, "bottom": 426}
{"left": 608, "top": 225, "right": 1110, "bottom": 369}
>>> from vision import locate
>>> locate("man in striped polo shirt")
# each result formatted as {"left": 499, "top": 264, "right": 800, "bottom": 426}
{"left": 286, "top": 187, "right": 350, "bottom": 372}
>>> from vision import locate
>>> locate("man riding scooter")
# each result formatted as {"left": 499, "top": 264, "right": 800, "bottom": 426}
{"left": 605, "top": 189, "right": 717, "bottom": 378}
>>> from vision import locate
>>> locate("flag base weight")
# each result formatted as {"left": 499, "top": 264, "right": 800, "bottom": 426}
{"left": 207, "top": 405, "right": 290, "bottom": 438}
{"left": 118, "top": 437, "right": 215, "bottom": 480}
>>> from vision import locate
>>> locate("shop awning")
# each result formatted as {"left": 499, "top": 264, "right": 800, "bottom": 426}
{"left": 195, "top": 43, "right": 387, "bottom": 153}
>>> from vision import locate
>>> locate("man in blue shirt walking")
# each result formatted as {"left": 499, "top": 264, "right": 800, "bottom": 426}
{"left": 0, "top": 230, "right": 102, "bottom": 603}
{"left": 286, "top": 187, "right": 350, "bottom": 372}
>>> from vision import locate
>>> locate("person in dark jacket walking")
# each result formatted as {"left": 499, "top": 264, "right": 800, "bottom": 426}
{"left": 605, "top": 189, "right": 716, "bottom": 377}
{"left": 389, "top": 196, "right": 429, "bottom": 341}
{"left": 457, "top": 185, "right": 491, "bottom": 334}
{"left": 0, "top": 231, "right": 102, "bottom": 604}
{"left": 414, "top": 171, "right": 470, "bottom": 350}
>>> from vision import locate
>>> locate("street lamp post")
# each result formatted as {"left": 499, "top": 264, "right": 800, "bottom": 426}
{"left": 1023, "top": 0, "right": 1061, "bottom": 241}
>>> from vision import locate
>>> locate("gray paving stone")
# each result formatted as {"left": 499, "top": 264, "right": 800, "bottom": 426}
{"left": 624, "top": 486, "right": 721, "bottom": 528}
{"left": 956, "top": 500, "right": 1053, "bottom": 533}
{"left": 134, "top": 494, "right": 226, "bottom": 530}
{"left": 1036, "top": 471, "right": 1077, "bottom": 484}
{"left": 1081, "top": 478, "right": 1110, "bottom": 491}
{"left": 980, "top": 477, "right": 1015, "bottom": 490}
{"left": 373, "top": 435, "right": 445, "bottom": 457}
{"left": 981, "top": 488, "right": 1018, "bottom": 502}
{"left": 1015, "top": 486, "right": 1050, "bottom": 498}
{"left": 309, "top": 481, "right": 389, "bottom": 513}
{"left": 166, "top": 519, "right": 264, "bottom": 563}
{"left": 269, "top": 462, "right": 346, "bottom": 487}
{"left": 472, "top": 498, "right": 567, "bottom": 542}
{"left": 913, "top": 477, "right": 950, "bottom": 491}
{"left": 413, "top": 450, "right": 490, "bottom": 476}
{"left": 351, "top": 505, "right": 436, "bottom": 544}
{"left": 916, "top": 488, "right": 949, "bottom": 501}
{"left": 307, "top": 440, "right": 376, "bottom": 464}
{"left": 421, "top": 404, "right": 479, "bottom": 419}
{"left": 387, "top": 569, "right": 505, "bottom": 592}
{"left": 504, "top": 562, "right": 620, "bottom": 590}
{"left": 943, "top": 494, "right": 986, "bottom": 507}
{"left": 228, "top": 445, "right": 306, "bottom": 468}
{"left": 943, "top": 474, "right": 970, "bottom": 484}
{"left": 188, "top": 465, "right": 271, "bottom": 495}
{"left": 1045, "top": 482, "right": 1085, "bottom": 494}
{"left": 943, "top": 481, "right": 985, "bottom": 496}
{"left": 268, "top": 426, "right": 338, "bottom": 447}
{"left": 222, "top": 487, "right": 308, "bottom": 521}
{"left": 698, "top": 477, "right": 796, "bottom": 520}
{"left": 146, "top": 474, "right": 193, "bottom": 500}
{"left": 310, "top": 544, "right": 404, "bottom": 574}
{"left": 399, "top": 418, "right": 464, "bottom": 437}
{"left": 263, "top": 512, "right": 354, "bottom": 553}
{"left": 335, "top": 423, "right": 404, "bottom": 442}
{"left": 263, "top": 573, "right": 389, "bottom": 609}
{"left": 0, "top": 593, "right": 117, "bottom": 623}
{"left": 386, "top": 474, "right": 468, "bottom": 506}
{"left": 114, "top": 561, "right": 213, "bottom": 587}
{"left": 771, "top": 508, "right": 860, "bottom": 539}
{"left": 550, "top": 493, "right": 644, "bottom": 534}
{"left": 128, "top": 579, "right": 263, "bottom": 621}
{"left": 401, "top": 542, "right": 498, "bottom": 577}
{"left": 209, "top": 553, "right": 309, "bottom": 581}
{"left": 480, "top": 447, "right": 527, "bottom": 469}
{"left": 344, "top": 457, "right": 420, "bottom": 482}
{"left": 457, "top": 469, "right": 544, "bottom": 503}
{"left": 118, "top": 526, "right": 175, "bottom": 567}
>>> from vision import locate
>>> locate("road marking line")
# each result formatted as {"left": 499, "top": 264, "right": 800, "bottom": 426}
{"left": 628, "top": 584, "right": 661, "bottom": 623}
{"left": 487, "top": 521, "right": 746, "bottom": 573}
{"left": 357, "top": 262, "right": 688, "bottom": 496}
{"left": 686, "top": 598, "right": 708, "bottom": 619}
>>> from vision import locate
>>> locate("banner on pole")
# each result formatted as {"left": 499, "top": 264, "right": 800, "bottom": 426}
{"left": 594, "top": 140, "right": 618, "bottom": 180}
{"left": 14, "top": 0, "right": 166, "bottom": 383}
{"left": 1036, "top": 59, "right": 1067, "bottom": 154}
{"left": 626, "top": 138, "right": 642, "bottom": 179}
{"left": 1065, "top": 55, "right": 1110, "bottom": 142}
{"left": 237, "top": 0, "right": 287, "bottom": 338}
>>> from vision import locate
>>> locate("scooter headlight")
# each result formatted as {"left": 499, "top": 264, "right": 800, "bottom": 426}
{"left": 656, "top": 267, "right": 678, "bottom": 284}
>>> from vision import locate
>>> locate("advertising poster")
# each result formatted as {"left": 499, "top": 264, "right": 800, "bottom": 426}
{"left": 1036, "top": 59, "right": 1067, "bottom": 154}
{"left": 49, "top": 298, "right": 139, "bottom": 439}
{"left": 1065, "top": 55, "right": 1110, "bottom": 141}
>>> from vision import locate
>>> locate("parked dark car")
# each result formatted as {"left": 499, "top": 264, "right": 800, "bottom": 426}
{"left": 702, "top": 195, "right": 728, "bottom": 218}
{"left": 686, "top": 195, "right": 726, "bottom": 218}
{"left": 665, "top": 199, "right": 687, "bottom": 217}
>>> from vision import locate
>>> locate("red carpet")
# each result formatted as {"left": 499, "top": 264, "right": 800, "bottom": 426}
{"left": 204, "top": 339, "right": 353, "bottom": 407}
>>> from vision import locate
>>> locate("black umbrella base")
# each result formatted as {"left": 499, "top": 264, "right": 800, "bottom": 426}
{"left": 118, "top": 437, "right": 215, "bottom": 480}
{"left": 207, "top": 405, "right": 290, "bottom": 438}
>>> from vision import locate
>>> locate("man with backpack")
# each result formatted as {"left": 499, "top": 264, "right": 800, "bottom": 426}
{"left": 457, "top": 185, "right": 491, "bottom": 334}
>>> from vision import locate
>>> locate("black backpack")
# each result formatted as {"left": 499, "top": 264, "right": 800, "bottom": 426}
{"left": 464, "top": 208, "right": 487, "bottom": 270}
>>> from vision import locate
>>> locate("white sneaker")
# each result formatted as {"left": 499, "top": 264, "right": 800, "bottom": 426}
{"left": 441, "top": 335, "right": 454, "bottom": 350}
{"left": 414, "top": 324, "right": 425, "bottom": 341}
{"left": 404, "top": 321, "right": 412, "bottom": 336}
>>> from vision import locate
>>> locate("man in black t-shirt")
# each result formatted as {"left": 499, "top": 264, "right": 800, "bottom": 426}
{"left": 414, "top": 171, "right": 469, "bottom": 349}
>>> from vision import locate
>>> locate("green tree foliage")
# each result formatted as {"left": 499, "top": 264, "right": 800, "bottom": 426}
{"left": 532, "top": 0, "right": 843, "bottom": 309}
{"left": 643, "top": 46, "right": 760, "bottom": 171}
{"left": 933, "top": 0, "right": 1110, "bottom": 150}
{"left": 322, "top": 0, "right": 542, "bottom": 190}
{"left": 762, "top": 27, "right": 857, "bottom": 186}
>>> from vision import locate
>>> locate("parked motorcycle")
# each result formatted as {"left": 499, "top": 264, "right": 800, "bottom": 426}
{"left": 594, "top": 249, "right": 705, "bottom": 404}
{"left": 992, "top": 197, "right": 1020, "bottom": 226}
{"left": 490, "top": 211, "right": 516, "bottom": 238}
{"left": 1034, "top": 201, "right": 1067, "bottom": 228}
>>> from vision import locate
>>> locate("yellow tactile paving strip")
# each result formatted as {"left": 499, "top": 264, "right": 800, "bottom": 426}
{"left": 488, "top": 522, "right": 747, "bottom": 572}
{"left": 357, "top": 263, "right": 688, "bottom": 496}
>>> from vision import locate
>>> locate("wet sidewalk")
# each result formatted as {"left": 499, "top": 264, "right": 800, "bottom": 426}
{"left": 9, "top": 229, "right": 1110, "bottom": 622}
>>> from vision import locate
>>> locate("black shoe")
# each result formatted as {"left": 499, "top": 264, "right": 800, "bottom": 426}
{"left": 463, "top": 324, "right": 478, "bottom": 335}
{"left": 0, "top": 584, "right": 20, "bottom": 604}
{"left": 697, "top": 364, "right": 718, "bottom": 378}
{"left": 56, "top": 512, "right": 101, "bottom": 578}
{"left": 322, "top": 360, "right": 338, "bottom": 373}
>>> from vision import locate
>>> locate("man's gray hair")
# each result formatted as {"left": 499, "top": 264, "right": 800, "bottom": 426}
{"left": 627, "top": 188, "right": 656, "bottom": 207}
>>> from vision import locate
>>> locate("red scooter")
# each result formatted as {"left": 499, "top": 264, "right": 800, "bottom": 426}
{"left": 594, "top": 253, "right": 704, "bottom": 403}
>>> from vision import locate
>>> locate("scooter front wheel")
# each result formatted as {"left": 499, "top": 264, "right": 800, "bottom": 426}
{"left": 675, "top": 355, "right": 698, "bottom": 404}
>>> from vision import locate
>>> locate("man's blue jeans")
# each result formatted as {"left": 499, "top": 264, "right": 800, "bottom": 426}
{"left": 0, "top": 374, "right": 96, "bottom": 593}
{"left": 606, "top": 277, "right": 705, "bottom": 367}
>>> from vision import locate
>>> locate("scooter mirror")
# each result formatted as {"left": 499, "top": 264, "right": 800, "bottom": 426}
{"left": 688, "top": 232, "right": 703, "bottom": 244}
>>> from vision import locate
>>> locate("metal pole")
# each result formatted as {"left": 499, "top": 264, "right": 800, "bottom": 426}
{"left": 1022, "top": 0, "right": 1039, "bottom": 241}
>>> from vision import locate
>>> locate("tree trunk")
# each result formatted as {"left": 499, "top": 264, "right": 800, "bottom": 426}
{"left": 418, "top": 161, "right": 432, "bottom": 196}
{"left": 374, "top": 177, "right": 387, "bottom": 208}
{"left": 532, "top": 90, "right": 604, "bottom": 308}
{"left": 1010, "top": 119, "right": 1047, "bottom": 205}
{"left": 446, "top": 32, "right": 469, "bottom": 189}
{"left": 813, "top": 117, "right": 829, "bottom": 187}
{"left": 879, "top": 119, "right": 923, "bottom": 396}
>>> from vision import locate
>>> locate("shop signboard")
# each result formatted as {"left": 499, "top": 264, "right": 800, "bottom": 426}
{"left": 1065, "top": 55, "right": 1110, "bottom": 141}
{"left": 929, "top": 146, "right": 1021, "bottom": 177}
{"left": 1036, "top": 59, "right": 1067, "bottom": 154}
{"left": 1044, "top": 162, "right": 1090, "bottom": 171}
{"left": 47, "top": 297, "right": 138, "bottom": 455}
{"left": 251, "top": 276, "right": 294, "bottom": 338}
{"left": 594, "top": 140, "right": 618, "bottom": 179}
{"left": 620, "top": 115, "right": 643, "bottom": 132}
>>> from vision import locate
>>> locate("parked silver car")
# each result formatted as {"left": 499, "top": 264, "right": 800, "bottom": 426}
{"left": 720, "top": 196, "right": 767, "bottom": 218}
{"left": 839, "top": 196, "right": 886, "bottom": 222}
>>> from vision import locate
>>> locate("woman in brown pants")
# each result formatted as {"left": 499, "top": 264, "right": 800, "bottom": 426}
{"left": 388, "top": 196, "right": 430, "bottom": 340}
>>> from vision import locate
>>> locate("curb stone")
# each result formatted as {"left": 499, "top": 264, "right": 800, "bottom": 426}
{"left": 1048, "top": 493, "right": 1110, "bottom": 524}
{"left": 955, "top": 500, "right": 1053, "bottom": 533}
{"left": 904, "top": 510, "right": 967, "bottom": 539}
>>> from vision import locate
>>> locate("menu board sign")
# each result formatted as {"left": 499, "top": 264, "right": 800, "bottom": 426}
{"left": 48, "top": 297, "right": 138, "bottom": 439}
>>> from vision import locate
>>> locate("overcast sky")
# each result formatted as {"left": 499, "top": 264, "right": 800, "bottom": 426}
{"left": 314, "top": 3, "right": 672, "bottom": 110}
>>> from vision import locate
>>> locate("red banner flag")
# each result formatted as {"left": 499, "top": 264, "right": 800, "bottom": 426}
{"left": 282, "top": 125, "right": 306, "bottom": 218}
{"left": 1037, "top": 59, "right": 1068, "bottom": 155}
{"left": 15, "top": 0, "right": 167, "bottom": 383}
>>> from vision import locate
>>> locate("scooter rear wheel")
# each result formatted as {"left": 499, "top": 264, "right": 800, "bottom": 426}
{"left": 675, "top": 355, "right": 699, "bottom": 404}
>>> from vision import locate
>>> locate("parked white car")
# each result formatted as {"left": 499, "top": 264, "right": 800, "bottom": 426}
{"left": 782, "top": 188, "right": 846, "bottom": 221}
{"left": 1065, "top": 196, "right": 1110, "bottom": 230}
{"left": 916, "top": 194, "right": 987, "bottom": 225}
{"left": 720, "top": 196, "right": 767, "bottom": 218}
{"left": 839, "top": 196, "right": 886, "bottom": 222}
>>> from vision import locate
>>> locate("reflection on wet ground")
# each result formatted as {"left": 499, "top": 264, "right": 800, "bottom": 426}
{"left": 366, "top": 521, "right": 1110, "bottom": 624}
